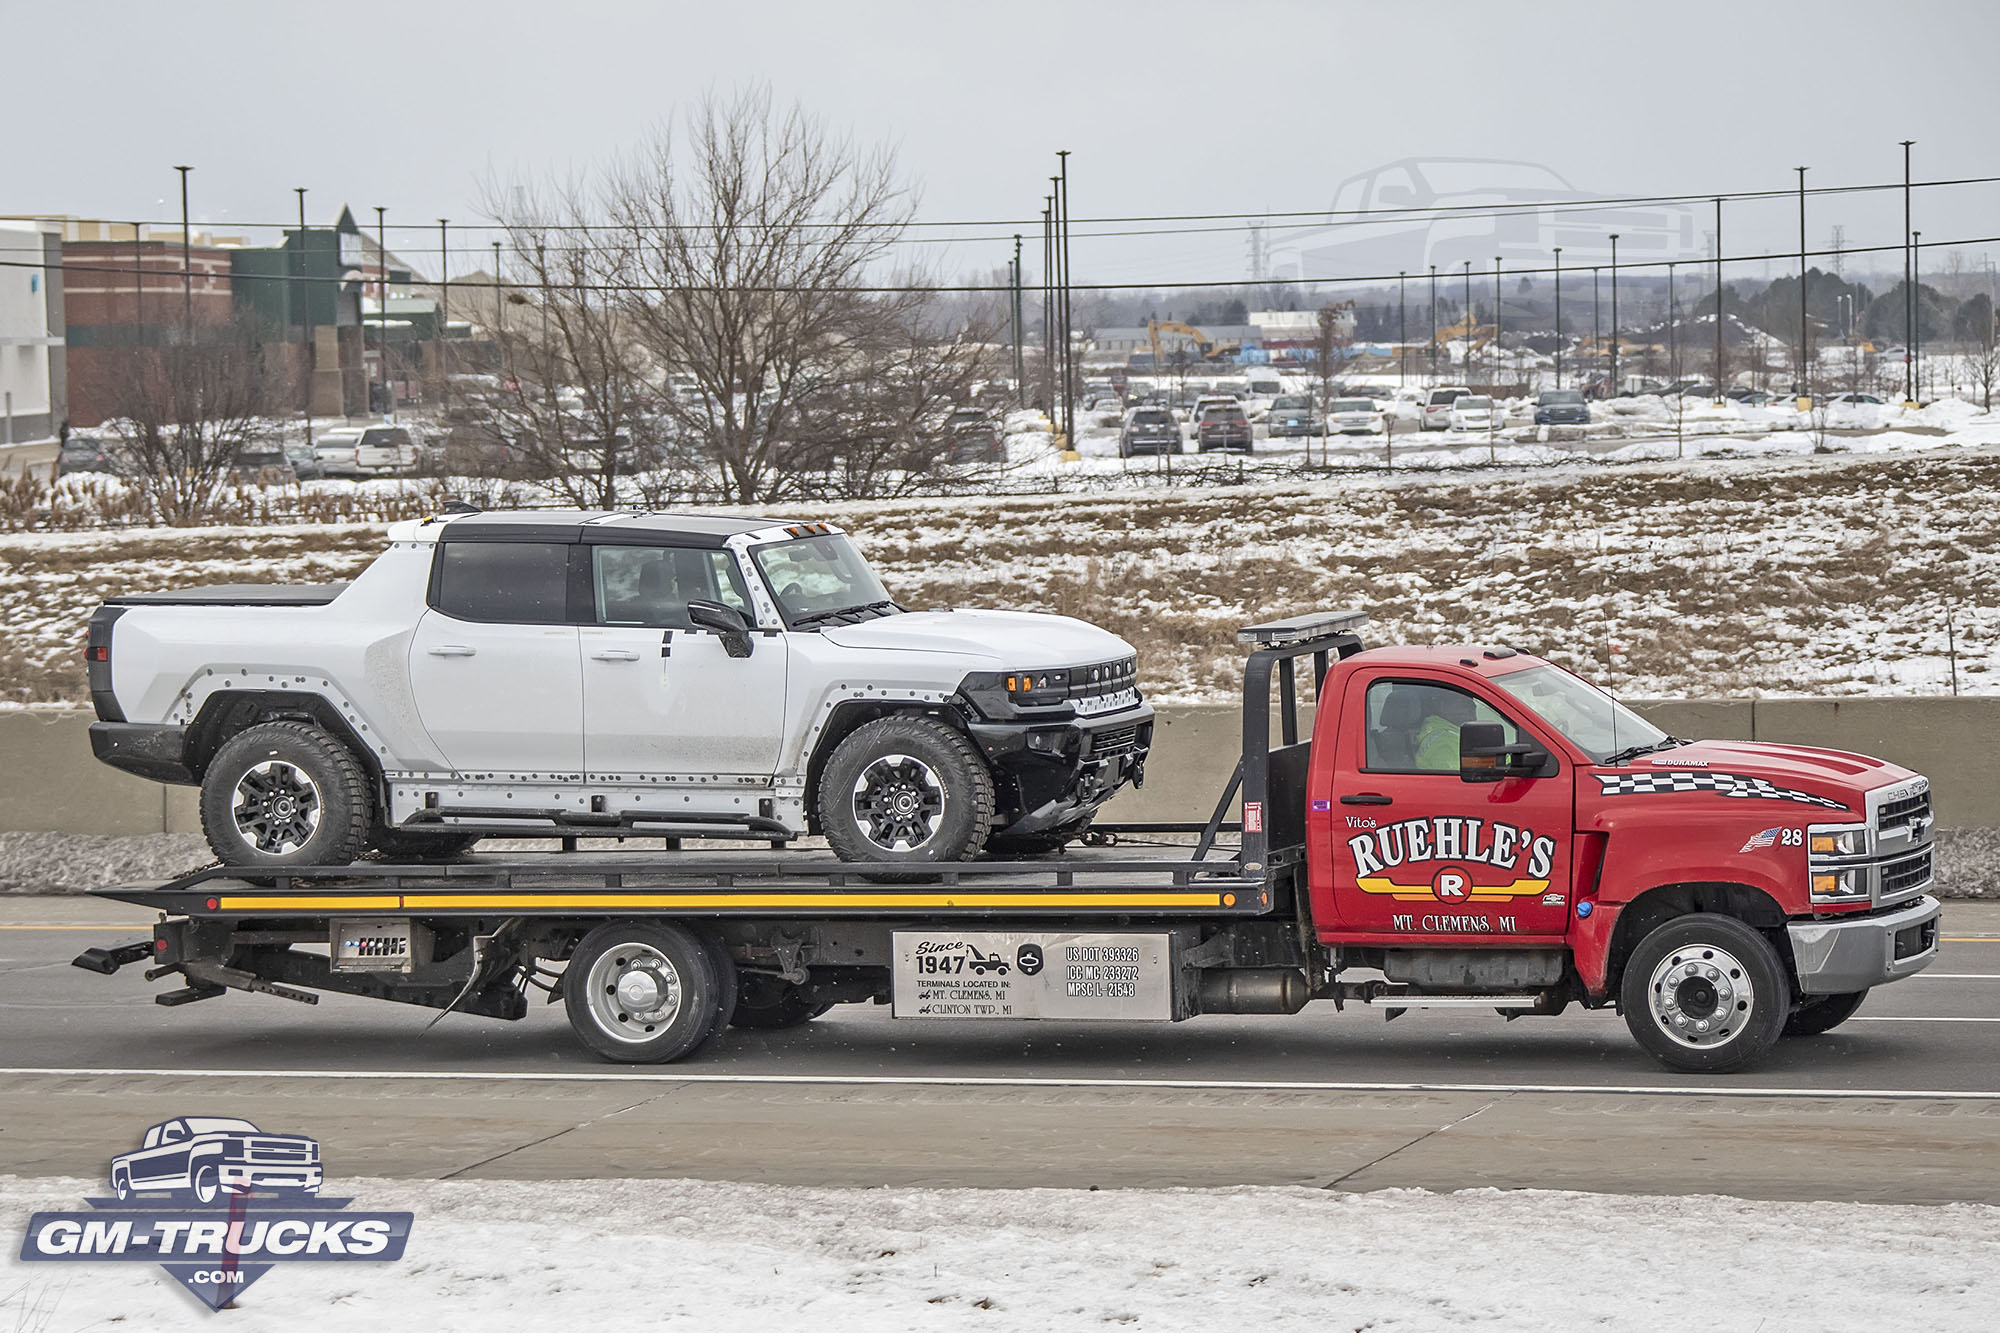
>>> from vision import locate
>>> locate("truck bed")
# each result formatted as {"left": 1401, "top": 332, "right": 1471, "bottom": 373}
{"left": 104, "top": 583, "right": 349, "bottom": 608}
{"left": 94, "top": 843, "right": 1276, "bottom": 921}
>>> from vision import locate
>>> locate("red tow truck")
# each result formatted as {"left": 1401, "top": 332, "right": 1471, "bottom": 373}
{"left": 77, "top": 611, "right": 1940, "bottom": 1073}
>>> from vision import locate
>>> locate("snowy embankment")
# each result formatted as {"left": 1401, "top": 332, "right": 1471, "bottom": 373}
{"left": 2, "top": 1177, "right": 1992, "bottom": 1330}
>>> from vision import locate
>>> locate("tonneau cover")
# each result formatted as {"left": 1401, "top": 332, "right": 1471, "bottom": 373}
{"left": 104, "top": 583, "right": 349, "bottom": 607}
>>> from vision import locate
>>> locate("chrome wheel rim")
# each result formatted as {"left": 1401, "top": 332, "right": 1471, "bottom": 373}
{"left": 584, "top": 943, "right": 683, "bottom": 1043}
{"left": 852, "top": 754, "right": 946, "bottom": 852}
{"left": 1647, "top": 944, "right": 1754, "bottom": 1049}
{"left": 232, "top": 761, "right": 323, "bottom": 854}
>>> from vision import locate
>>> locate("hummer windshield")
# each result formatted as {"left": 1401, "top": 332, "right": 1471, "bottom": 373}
{"left": 752, "top": 534, "right": 896, "bottom": 627}
{"left": 1490, "top": 662, "right": 1669, "bottom": 764}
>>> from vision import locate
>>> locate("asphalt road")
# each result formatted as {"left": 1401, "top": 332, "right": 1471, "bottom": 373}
{"left": 5, "top": 896, "right": 2000, "bottom": 1203}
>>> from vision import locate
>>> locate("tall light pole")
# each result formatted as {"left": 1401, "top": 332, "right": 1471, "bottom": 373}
{"left": 1795, "top": 166, "right": 1810, "bottom": 407}
{"left": 1901, "top": 140, "right": 1916, "bottom": 404}
{"left": 1397, "top": 270, "right": 1407, "bottom": 388}
{"left": 1428, "top": 264, "right": 1437, "bottom": 383}
{"left": 173, "top": 165, "right": 192, "bottom": 331}
{"left": 1493, "top": 256, "right": 1503, "bottom": 391}
{"left": 438, "top": 218, "right": 450, "bottom": 405}
{"left": 1040, "top": 197, "right": 1052, "bottom": 411}
{"left": 1713, "top": 197, "right": 1725, "bottom": 402}
{"left": 1011, "top": 233, "right": 1024, "bottom": 407}
{"left": 295, "top": 187, "right": 312, "bottom": 450}
{"left": 1553, "top": 247, "right": 1563, "bottom": 389}
{"left": 1461, "top": 259, "right": 1472, "bottom": 383}
{"left": 1592, "top": 267, "right": 1601, "bottom": 393}
{"left": 1608, "top": 235, "right": 1621, "bottom": 396}
{"left": 491, "top": 240, "right": 503, "bottom": 341}
{"left": 374, "top": 206, "right": 389, "bottom": 417}
{"left": 1057, "top": 151, "right": 1075, "bottom": 451}
{"left": 1913, "top": 230, "right": 1924, "bottom": 400}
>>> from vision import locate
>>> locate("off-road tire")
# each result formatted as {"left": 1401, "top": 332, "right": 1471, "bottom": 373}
{"left": 985, "top": 816, "right": 1094, "bottom": 859}
{"left": 1783, "top": 989, "right": 1868, "bottom": 1038}
{"left": 563, "top": 920, "right": 720, "bottom": 1064}
{"left": 1620, "top": 913, "right": 1789, "bottom": 1074}
{"left": 729, "top": 974, "right": 836, "bottom": 1030}
{"left": 200, "top": 722, "right": 371, "bottom": 870}
{"left": 371, "top": 829, "right": 482, "bottom": 862}
{"left": 818, "top": 715, "right": 994, "bottom": 878}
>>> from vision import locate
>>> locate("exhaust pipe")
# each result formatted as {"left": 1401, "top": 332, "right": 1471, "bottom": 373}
{"left": 1199, "top": 968, "right": 1311, "bottom": 1015}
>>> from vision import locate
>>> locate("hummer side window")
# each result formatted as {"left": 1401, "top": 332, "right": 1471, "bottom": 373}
{"left": 433, "top": 542, "right": 571, "bottom": 624}
{"left": 1365, "top": 680, "right": 1520, "bottom": 773}
{"left": 593, "top": 546, "right": 751, "bottom": 630}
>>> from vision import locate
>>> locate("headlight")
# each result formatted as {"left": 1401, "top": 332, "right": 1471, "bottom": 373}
{"left": 1810, "top": 869, "right": 1868, "bottom": 903}
{"left": 1808, "top": 823, "right": 1868, "bottom": 857}
{"left": 1004, "top": 670, "right": 1070, "bottom": 707}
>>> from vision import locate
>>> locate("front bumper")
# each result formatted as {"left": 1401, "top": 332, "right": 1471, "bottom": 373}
{"left": 965, "top": 704, "right": 1155, "bottom": 836}
{"left": 1787, "top": 894, "right": 1941, "bottom": 995}
{"left": 220, "top": 1163, "right": 324, "bottom": 1192}
{"left": 90, "top": 721, "right": 195, "bottom": 784}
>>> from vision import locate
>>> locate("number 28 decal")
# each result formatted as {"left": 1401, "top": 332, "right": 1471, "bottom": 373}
{"left": 1740, "top": 827, "right": 1805, "bottom": 853}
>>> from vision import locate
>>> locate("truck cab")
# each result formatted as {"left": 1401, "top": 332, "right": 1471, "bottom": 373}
{"left": 1301, "top": 641, "right": 1938, "bottom": 1070}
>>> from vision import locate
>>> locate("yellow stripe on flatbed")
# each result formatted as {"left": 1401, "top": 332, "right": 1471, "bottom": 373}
{"left": 210, "top": 892, "right": 1230, "bottom": 913}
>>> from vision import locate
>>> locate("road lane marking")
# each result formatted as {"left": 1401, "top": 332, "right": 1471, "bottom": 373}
{"left": 1848, "top": 1016, "right": 2000, "bottom": 1023}
{"left": 0, "top": 1067, "right": 1997, "bottom": 1100}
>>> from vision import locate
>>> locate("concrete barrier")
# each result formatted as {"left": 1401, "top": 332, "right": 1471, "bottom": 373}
{"left": 0, "top": 696, "right": 1991, "bottom": 834}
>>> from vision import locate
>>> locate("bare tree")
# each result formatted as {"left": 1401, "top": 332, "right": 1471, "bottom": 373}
{"left": 103, "top": 318, "right": 294, "bottom": 525}
{"left": 611, "top": 89, "right": 919, "bottom": 504}
{"left": 1960, "top": 342, "right": 2000, "bottom": 412}
{"left": 1311, "top": 301, "right": 1354, "bottom": 461}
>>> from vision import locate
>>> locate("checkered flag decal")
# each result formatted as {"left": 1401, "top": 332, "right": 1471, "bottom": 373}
{"left": 1594, "top": 771, "right": 1850, "bottom": 809}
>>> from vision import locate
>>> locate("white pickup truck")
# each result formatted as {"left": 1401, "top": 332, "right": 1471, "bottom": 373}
{"left": 86, "top": 509, "right": 1153, "bottom": 871}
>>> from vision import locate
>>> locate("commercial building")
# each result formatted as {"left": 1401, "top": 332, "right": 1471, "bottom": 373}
{"left": 0, "top": 219, "right": 65, "bottom": 442}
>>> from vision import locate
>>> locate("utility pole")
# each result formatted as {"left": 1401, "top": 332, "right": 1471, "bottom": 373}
{"left": 1040, "top": 198, "right": 1052, "bottom": 413}
{"left": 1913, "top": 230, "right": 1923, "bottom": 400}
{"left": 1397, "top": 271, "right": 1407, "bottom": 388}
{"left": 1493, "top": 256, "right": 1503, "bottom": 391}
{"left": 1713, "top": 197, "right": 1725, "bottom": 403}
{"left": 1057, "top": 151, "right": 1075, "bottom": 453}
{"left": 1592, "top": 268, "right": 1601, "bottom": 391}
{"left": 374, "top": 206, "right": 389, "bottom": 418}
{"left": 1901, "top": 140, "right": 1916, "bottom": 404}
{"left": 1669, "top": 261, "right": 1682, "bottom": 457}
{"left": 295, "top": 188, "right": 312, "bottom": 450}
{"left": 173, "top": 165, "right": 192, "bottom": 331}
{"left": 1796, "top": 166, "right": 1810, "bottom": 407}
{"left": 1608, "top": 235, "right": 1620, "bottom": 397}
{"left": 438, "top": 218, "right": 450, "bottom": 407}
{"left": 1011, "top": 234, "right": 1024, "bottom": 408}
{"left": 492, "top": 240, "right": 504, "bottom": 340}
{"left": 1553, "top": 247, "right": 1563, "bottom": 389}
{"left": 1427, "top": 264, "right": 1437, "bottom": 383}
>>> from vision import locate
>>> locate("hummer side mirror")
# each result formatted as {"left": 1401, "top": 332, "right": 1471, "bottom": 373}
{"left": 687, "top": 600, "right": 754, "bottom": 659}
{"left": 1460, "top": 721, "right": 1549, "bottom": 783}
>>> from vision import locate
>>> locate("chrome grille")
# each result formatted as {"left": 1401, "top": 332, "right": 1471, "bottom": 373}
{"left": 1881, "top": 849, "right": 1933, "bottom": 899}
{"left": 1878, "top": 788, "right": 1932, "bottom": 841}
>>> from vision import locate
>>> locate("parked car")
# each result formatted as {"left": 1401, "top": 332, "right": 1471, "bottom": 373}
{"left": 1533, "top": 389, "right": 1592, "bottom": 426}
{"left": 286, "top": 441, "right": 326, "bottom": 481}
{"left": 1195, "top": 404, "right": 1253, "bottom": 452}
{"left": 1827, "top": 392, "right": 1886, "bottom": 406}
{"left": 230, "top": 442, "right": 296, "bottom": 485}
{"left": 1119, "top": 407, "right": 1181, "bottom": 457}
{"left": 109, "top": 1117, "right": 322, "bottom": 1204}
{"left": 354, "top": 426, "right": 419, "bottom": 475}
{"left": 313, "top": 427, "right": 366, "bottom": 478}
{"left": 1264, "top": 395, "right": 1322, "bottom": 438}
{"left": 1326, "top": 398, "right": 1385, "bottom": 435}
{"left": 1420, "top": 386, "right": 1471, "bottom": 430}
{"left": 944, "top": 409, "right": 1005, "bottom": 465}
{"left": 56, "top": 433, "right": 120, "bottom": 476}
{"left": 1446, "top": 395, "right": 1497, "bottom": 432}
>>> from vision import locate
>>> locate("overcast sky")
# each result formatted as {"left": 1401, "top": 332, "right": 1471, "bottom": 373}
{"left": 12, "top": 0, "right": 1997, "bottom": 294}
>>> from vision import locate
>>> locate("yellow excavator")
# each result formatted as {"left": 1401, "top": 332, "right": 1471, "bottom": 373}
{"left": 1146, "top": 320, "right": 1241, "bottom": 367}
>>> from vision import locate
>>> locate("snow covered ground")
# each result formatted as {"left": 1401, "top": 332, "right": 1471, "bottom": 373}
{"left": 2, "top": 1176, "right": 1993, "bottom": 1330}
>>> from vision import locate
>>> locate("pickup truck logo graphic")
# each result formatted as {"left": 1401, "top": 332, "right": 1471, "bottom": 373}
{"left": 19, "top": 1116, "right": 412, "bottom": 1313}
{"left": 110, "top": 1117, "right": 323, "bottom": 1204}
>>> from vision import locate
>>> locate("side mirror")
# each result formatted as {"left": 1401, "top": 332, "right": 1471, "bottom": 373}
{"left": 1459, "top": 721, "right": 1549, "bottom": 783}
{"left": 687, "top": 599, "right": 754, "bottom": 659}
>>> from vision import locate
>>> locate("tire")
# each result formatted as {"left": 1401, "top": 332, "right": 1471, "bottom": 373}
{"left": 111, "top": 1168, "right": 132, "bottom": 1201}
{"left": 1783, "top": 989, "right": 1868, "bottom": 1038}
{"left": 371, "top": 829, "right": 481, "bottom": 862}
{"left": 1620, "top": 913, "right": 1788, "bottom": 1074}
{"left": 563, "top": 920, "right": 720, "bottom": 1064}
{"left": 700, "top": 930, "right": 740, "bottom": 1038}
{"left": 730, "top": 973, "right": 835, "bottom": 1030}
{"left": 817, "top": 716, "right": 994, "bottom": 875}
{"left": 192, "top": 1164, "right": 220, "bottom": 1205}
{"left": 986, "top": 816, "right": 1093, "bottom": 858}
{"left": 200, "top": 722, "right": 372, "bottom": 870}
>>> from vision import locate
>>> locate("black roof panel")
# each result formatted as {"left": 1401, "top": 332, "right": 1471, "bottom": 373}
{"left": 440, "top": 510, "right": 797, "bottom": 548}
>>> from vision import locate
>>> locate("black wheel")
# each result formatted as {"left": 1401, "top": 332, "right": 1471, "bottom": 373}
{"left": 200, "top": 722, "right": 371, "bottom": 869}
{"left": 1620, "top": 913, "right": 1788, "bottom": 1074}
{"left": 563, "top": 921, "right": 719, "bottom": 1064}
{"left": 1783, "top": 989, "right": 1868, "bottom": 1038}
{"left": 730, "top": 974, "right": 835, "bottom": 1030}
{"left": 700, "top": 930, "right": 739, "bottom": 1039}
{"left": 817, "top": 716, "right": 994, "bottom": 875}
{"left": 371, "top": 829, "right": 481, "bottom": 861}
{"left": 986, "top": 816, "right": 1093, "bottom": 858}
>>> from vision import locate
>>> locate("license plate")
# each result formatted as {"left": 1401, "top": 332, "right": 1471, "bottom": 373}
{"left": 891, "top": 931, "right": 1173, "bottom": 1020}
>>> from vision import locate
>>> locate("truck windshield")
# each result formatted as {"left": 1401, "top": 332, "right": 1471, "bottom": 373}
{"left": 1489, "top": 663, "right": 1668, "bottom": 763}
{"left": 752, "top": 534, "right": 894, "bottom": 625}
